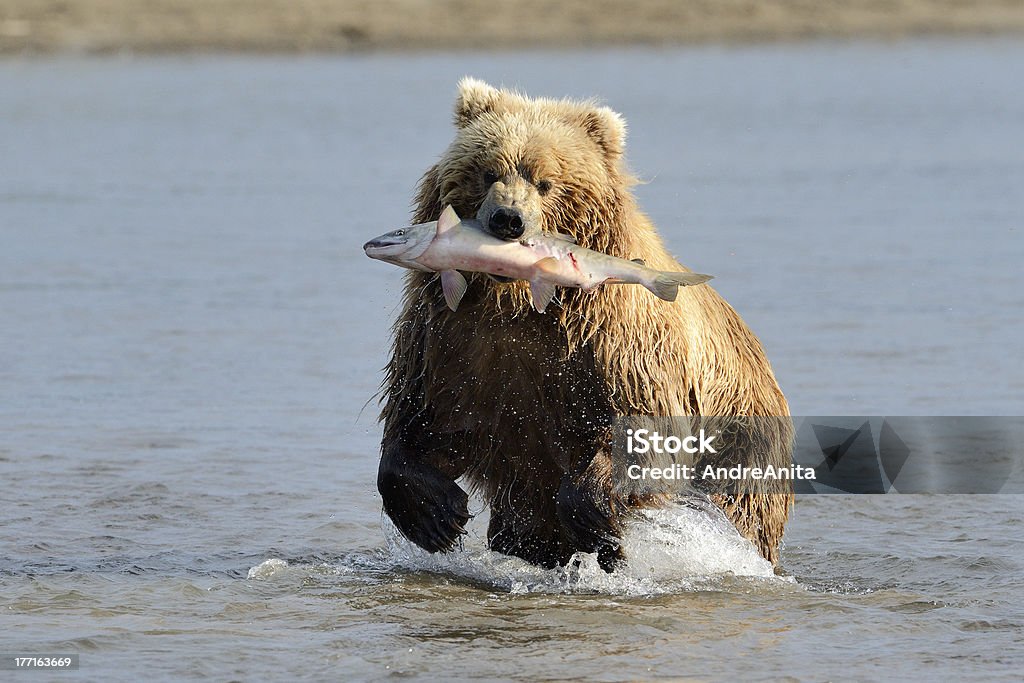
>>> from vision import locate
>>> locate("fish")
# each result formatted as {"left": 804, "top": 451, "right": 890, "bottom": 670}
{"left": 362, "top": 205, "right": 713, "bottom": 313}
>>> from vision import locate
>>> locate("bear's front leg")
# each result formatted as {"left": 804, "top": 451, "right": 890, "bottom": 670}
{"left": 377, "top": 441, "right": 471, "bottom": 553}
{"left": 555, "top": 451, "right": 625, "bottom": 572}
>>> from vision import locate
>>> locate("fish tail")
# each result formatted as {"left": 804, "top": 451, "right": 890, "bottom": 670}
{"left": 648, "top": 271, "right": 714, "bottom": 301}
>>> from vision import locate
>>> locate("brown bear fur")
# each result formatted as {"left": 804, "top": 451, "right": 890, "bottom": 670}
{"left": 377, "top": 78, "right": 794, "bottom": 570}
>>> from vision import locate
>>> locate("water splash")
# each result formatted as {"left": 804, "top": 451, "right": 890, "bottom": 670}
{"left": 244, "top": 497, "right": 785, "bottom": 594}
{"left": 377, "top": 495, "right": 781, "bottom": 595}
{"left": 246, "top": 557, "right": 289, "bottom": 580}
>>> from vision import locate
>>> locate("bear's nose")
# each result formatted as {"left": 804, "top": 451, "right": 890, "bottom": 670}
{"left": 488, "top": 207, "right": 525, "bottom": 240}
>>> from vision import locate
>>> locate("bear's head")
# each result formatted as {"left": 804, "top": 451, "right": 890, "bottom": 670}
{"left": 426, "top": 78, "right": 633, "bottom": 250}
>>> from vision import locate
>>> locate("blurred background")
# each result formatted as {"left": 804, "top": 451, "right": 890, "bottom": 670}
{"left": 2, "top": 0, "right": 1024, "bottom": 53}
{"left": 2, "top": 2, "right": 1023, "bottom": 682}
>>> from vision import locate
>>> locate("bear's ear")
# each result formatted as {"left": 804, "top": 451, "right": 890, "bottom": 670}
{"left": 454, "top": 77, "right": 505, "bottom": 128}
{"left": 577, "top": 106, "right": 627, "bottom": 159}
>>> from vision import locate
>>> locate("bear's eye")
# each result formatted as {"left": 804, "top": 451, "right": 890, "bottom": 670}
{"left": 536, "top": 180, "right": 553, "bottom": 195}
{"left": 483, "top": 171, "right": 499, "bottom": 185}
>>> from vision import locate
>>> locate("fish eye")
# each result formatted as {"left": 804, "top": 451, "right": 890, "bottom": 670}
{"left": 483, "top": 171, "right": 499, "bottom": 185}
{"left": 393, "top": 229, "right": 405, "bottom": 236}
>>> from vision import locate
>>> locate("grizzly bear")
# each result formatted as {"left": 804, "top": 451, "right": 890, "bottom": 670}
{"left": 377, "top": 78, "right": 794, "bottom": 571}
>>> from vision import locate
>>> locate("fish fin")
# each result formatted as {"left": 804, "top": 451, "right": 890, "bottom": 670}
{"left": 437, "top": 205, "right": 461, "bottom": 234}
{"left": 533, "top": 256, "right": 560, "bottom": 276}
{"left": 440, "top": 270, "right": 468, "bottom": 311}
{"left": 631, "top": 258, "right": 646, "bottom": 266}
{"left": 649, "top": 271, "right": 714, "bottom": 301}
{"left": 553, "top": 232, "right": 577, "bottom": 244}
{"left": 529, "top": 278, "right": 557, "bottom": 313}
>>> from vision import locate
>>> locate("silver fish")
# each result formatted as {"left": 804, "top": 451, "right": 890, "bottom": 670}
{"left": 363, "top": 205, "right": 713, "bottom": 313}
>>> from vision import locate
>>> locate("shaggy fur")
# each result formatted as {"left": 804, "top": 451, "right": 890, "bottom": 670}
{"left": 377, "top": 78, "right": 794, "bottom": 569}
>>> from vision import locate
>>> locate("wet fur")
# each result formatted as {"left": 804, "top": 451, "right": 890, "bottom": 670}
{"left": 378, "top": 78, "right": 794, "bottom": 568}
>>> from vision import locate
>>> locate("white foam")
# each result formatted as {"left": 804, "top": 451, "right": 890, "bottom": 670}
{"left": 246, "top": 557, "right": 289, "bottom": 580}
{"left": 382, "top": 496, "right": 780, "bottom": 595}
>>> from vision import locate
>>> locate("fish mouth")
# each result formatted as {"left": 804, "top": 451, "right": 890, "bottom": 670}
{"left": 363, "top": 236, "right": 411, "bottom": 258}
{"left": 363, "top": 236, "right": 407, "bottom": 251}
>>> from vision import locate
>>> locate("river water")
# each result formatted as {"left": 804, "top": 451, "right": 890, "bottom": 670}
{"left": 1, "top": 41, "right": 1022, "bottom": 680}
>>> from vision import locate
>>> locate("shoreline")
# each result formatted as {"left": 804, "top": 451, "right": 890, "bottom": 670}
{"left": 2, "top": 1, "right": 1023, "bottom": 56}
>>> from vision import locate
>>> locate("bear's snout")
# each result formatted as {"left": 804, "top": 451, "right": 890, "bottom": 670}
{"left": 477, "top": 175, "right": 543, "bottom": 241}
{"left": 488, "top": 207, "right": 525, "bottom": 240}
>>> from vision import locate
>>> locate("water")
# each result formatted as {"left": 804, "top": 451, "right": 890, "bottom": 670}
{"left": 2, "top": 41, "right": 1023, "bottom": 680}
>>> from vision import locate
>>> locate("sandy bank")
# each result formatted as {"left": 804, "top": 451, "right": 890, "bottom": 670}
{"left": 1, "top": 0, "right": 1023, "bottom": 55}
